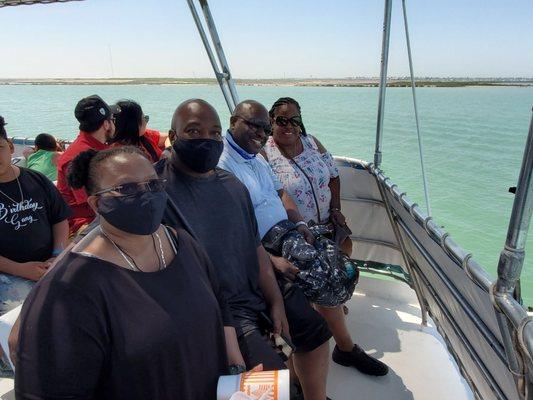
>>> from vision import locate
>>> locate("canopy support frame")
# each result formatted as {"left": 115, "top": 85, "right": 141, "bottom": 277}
{"left": 373, "top": 0, "right": 393, "bottom": 168}
{"left": 401, "top": 0, "right": 432, "bottom": 216}
{"left": 187, "top": 0, "right": 239, "bottom": 113}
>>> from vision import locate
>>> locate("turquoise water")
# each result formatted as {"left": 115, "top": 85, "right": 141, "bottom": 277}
{"left": 1, "top": 84, "right": 532, "bottom": 303}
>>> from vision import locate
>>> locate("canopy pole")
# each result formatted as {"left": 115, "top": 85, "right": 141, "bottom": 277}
{"left": 373, "top": 0, "right": 393, "bottom": 168}
{"left": 495, "top": 110, "right": 533, "bottom": 302}
{"left": 401, "top": 0, "right": 432, "bottom": 216}
{"left": 493, "top": 110, "right": 533, "bottom": 388}
{"left": 186, "top": 0, "right": 236, "bottom": 113}
{"left": 199, "top": 0, "right": 239, "bottom": 108}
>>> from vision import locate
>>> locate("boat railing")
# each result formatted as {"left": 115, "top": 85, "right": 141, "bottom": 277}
{"left": 335, "top": 139, "right": 532, "bottom": 400}
{"left": 492, "top": 110, "right": 533, "bottom": 399}
{"left": 9, "top": 137, "right": 73, "bottom": 147}
{"left": 370, "top": 164, "right": 494, "bottom": 292}
{"left": 365, "top": 0, "right": 533, "bottom": 396}
{"left": 9, "top": 137, "right": 36, "bottom": 147}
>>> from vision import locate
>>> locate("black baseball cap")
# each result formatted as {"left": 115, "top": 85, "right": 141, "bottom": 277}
{"left": 74, "top": 95, "right": 120, "bottom": 132}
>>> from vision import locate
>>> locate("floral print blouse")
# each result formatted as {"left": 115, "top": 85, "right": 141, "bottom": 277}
{"left": 264, "top": 135, "right": 339, "bottom": 224}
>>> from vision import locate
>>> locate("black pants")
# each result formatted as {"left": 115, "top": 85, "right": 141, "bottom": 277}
{"left": 237, "top": 281, "right": 332, "bottom": 370}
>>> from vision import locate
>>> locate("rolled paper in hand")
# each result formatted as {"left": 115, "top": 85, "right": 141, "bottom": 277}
{"left": 218, "top": 369, "right": 290, "bottom": 400}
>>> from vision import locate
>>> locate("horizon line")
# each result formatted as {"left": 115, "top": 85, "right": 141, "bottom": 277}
{"left": 1, "top": 76, "right": 533, "bottom": 81}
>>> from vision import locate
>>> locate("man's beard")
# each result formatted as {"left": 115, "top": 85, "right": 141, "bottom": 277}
{"left": 105, "top": 128, "right": 114, "bottom": 143}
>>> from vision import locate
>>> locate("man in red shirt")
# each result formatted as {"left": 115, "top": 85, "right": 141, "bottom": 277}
{"left": 57, "top": 95, "right": 119, "bottom": 235}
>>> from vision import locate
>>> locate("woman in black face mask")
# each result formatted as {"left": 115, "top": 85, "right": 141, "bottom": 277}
{"left": 15, "top": 146, "right": 245, "bottom": 400}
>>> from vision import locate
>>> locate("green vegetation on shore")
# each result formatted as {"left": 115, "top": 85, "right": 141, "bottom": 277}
{"left": 0, "top": 77, "right": 531, "bottom": 87}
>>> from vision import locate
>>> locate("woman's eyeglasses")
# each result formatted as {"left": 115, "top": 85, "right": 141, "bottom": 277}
{"left": 94, "top": 178, "right": 166, "bottom": 197}
{"left": 274, "top": 115, "right": 302, "bottom": 128}
{"left": 143, "top": 115, "right": 150, "bottom": 123}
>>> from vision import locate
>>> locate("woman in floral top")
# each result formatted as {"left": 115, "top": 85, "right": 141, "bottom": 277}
{"left": 262, "top": 98, "right": 389, "bottom": 377}
{"left": 263, "top": 98, "right": 350, "bottom": 253}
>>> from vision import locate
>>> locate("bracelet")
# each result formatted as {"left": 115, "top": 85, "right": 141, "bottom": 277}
{"left": 51, "top": 248, "right": 64, "bottom": 257}
{"left": 295, "top": 221, "right": 307, "bottom": 228}
{"left": 330, "top": 208, "right": 341, "bottom": 213}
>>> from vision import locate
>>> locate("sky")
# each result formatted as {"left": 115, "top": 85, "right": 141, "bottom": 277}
{"left": 0, "top": 0, "right": 532, "bottom": 79}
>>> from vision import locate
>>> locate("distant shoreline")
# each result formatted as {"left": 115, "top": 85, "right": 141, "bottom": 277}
{"left": 0, "top": 78, "right": 532, "bottom": 88}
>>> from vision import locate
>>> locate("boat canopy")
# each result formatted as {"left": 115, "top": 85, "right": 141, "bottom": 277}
{"left": 0, "top": 0, "right": 80, "bottom": 7}
{"left": 2, "top": 1, "right": 533, "bottom": 399}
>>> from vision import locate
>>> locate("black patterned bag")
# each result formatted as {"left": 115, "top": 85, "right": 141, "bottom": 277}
{"left": 263, "top": 220, "right": 359, "bottom": 307}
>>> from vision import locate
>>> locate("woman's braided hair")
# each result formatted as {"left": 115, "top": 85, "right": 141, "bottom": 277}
{"left": 67, "top": 146, "right": 146, "bottom": 195}
{"left": 268, "top": 97, "right": 307, "bottom": 136}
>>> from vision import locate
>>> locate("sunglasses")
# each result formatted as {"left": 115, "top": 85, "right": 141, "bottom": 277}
{"left": 235, "top": 115, "right": 272, "bottom": 135}
{"left": 274, "top": 115, "right": 302, "bottom": 128}
{"left": 143, "top": 115, "right": 150, "bottom": 123}
{"left": 94, "top": 178, "right": 166, "bottom": 197}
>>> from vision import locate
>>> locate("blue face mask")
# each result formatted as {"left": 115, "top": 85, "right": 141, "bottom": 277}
{"left": 98, "top": 190, "right": 168, "bottom": 235}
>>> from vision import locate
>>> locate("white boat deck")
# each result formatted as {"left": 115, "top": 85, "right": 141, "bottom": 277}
{"left": 0, "top": 379, "right": 12, "bottom": 400}
{"left": 0, "top": 276, "right": 474, "bottom": 400}
{"left": 328, "top": 276, "right": 474, "bottom": 400}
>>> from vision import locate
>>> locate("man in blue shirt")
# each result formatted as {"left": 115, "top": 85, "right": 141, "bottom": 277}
{"left": 219, "top": 100, "right": 389, "bottom": 380}
{"left": 219, "top": 101, "right": 315, "bottom": 242}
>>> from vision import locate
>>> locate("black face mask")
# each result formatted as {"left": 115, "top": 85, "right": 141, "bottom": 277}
{"left": 172, "top": 138, "right": 223, "bottom": 173}
{"left": 98, "top": 190, "right": 168, "bottom": 235}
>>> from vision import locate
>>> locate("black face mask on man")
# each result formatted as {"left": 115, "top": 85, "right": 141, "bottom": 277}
{"left": 172, "top": 138, "right": 223, "bottom": 173}
{"left": 98, "top": 190, "right": 168, "bottom": 235}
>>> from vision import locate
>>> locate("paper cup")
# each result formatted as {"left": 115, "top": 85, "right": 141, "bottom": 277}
{"left": 218, "top": 369, "right": 290, "bottom": 400}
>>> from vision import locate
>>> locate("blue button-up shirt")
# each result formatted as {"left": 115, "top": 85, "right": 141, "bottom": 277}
{"left": 218, "top": 131, "right": 288, "bottom": 239}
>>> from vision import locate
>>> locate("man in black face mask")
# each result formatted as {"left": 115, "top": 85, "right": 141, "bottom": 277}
{"left": 156, "top": 99, "right": 332, "bottom": 400}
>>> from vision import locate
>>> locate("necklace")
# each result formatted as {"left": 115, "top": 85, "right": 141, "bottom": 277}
{"left": 154, "top": 231, "right": 167, "bottom": 270}
{"left": 99, "top": 227, "right": 166, "bottom": 272}
{"left": 0, "top": 166, "right": 24, "bottom": 204}
{"left": 278, "top": 138, "right": 303, "bottom": 160}
{"left": 150, "top": 231, "right": 167, "bottom": 271}
{"left": 151, "top": 234, "right": 160, "bottom": 269}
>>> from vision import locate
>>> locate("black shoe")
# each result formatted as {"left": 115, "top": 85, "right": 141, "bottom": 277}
{"left": 332, "top": 344, "right": 389, "bottom": 376}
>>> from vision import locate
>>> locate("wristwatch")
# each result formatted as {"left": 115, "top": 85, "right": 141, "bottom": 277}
{"left": 228, "top": 364, "right": 246, "bottom": 375}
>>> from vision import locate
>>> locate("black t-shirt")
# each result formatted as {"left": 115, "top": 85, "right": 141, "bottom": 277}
{"left": 0, "top": 168, "right": 70, "bottom": 263}
{"left": 156, "top": 159, "right": 266, "bottom": 321}
{"left": 16, "top": 229, "right": 229, "bottom": 400}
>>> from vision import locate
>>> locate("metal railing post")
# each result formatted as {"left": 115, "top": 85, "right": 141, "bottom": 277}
{"left": 495, "top": 110, "right": 533, "bottom": 303}
{"left": 494, "top": 109, "right": 533, "bottom": 393}
{"left": 373, "top": 0, "right": 393, "bottom": 168}
{"left": 495, "top": 111, "right": 533, "bottom": 296}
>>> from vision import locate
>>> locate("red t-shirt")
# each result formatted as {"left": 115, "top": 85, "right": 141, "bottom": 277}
{"left": 56, "top": 131, "right": 108, "bottom": 234}
{"left": 111, "top": 129, "right": 163, "bottom": 163}
{"left": 143, "top": 129, "right": 163, "bottom": 160}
